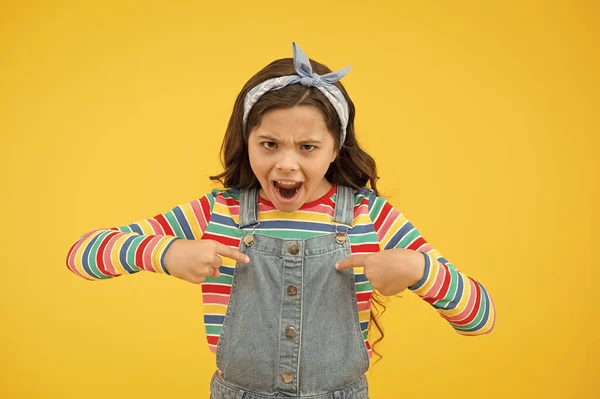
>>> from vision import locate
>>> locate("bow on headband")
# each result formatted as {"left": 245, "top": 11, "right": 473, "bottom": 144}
{"left": 242, "top": 42, "right": 351, "bottom": 147}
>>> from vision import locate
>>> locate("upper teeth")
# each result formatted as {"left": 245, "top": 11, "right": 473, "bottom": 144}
{"left": 277, "top": 181, "right": 298, "bottom": 186}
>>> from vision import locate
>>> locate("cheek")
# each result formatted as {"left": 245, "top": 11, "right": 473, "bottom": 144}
{"left": 303, "top": 154, "right": 332, "bottom": 178}
{"left": 248, "top": 149, "right": 268, "bottom": 176}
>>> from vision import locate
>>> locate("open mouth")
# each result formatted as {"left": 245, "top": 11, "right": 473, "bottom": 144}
{"left": 272, "top": 180, "right": 303, "bottom": 203}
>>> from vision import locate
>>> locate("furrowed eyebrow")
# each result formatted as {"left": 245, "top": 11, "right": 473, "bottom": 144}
{"left": 256, "top": 134, "right": 322, "bottom": 145}
{"left": 256, "top": 134, "right": 279, "bottom": 141}
{"left": 297, "top": 139, "right": 322, "bottom": 145}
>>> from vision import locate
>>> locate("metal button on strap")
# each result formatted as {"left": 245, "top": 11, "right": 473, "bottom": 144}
{"left": 287, "top": 285, "right": 298, "bottom": 296}
{"left": 285, "top": 327, "right": 297, "bottom": 339}
{"left": 335, "top": 232, "right": 347, "bottom": 244}
{"left": 243, "top": 234, "right": 254, "bottom": 246}
{"left": 288, "top": 243, "right": 300, "bottom": 255}
{"left": 281, "top": 372, "right": 293, "bottom": 384}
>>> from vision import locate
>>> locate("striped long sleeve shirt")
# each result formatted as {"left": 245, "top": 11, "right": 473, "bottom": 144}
{"left": 66, "top": 185, "right": 496, "bottom": 357}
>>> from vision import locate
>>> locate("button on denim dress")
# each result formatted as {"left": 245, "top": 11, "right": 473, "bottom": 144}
{"left": 210, "top": 185, "right": 370, "bottom": 398}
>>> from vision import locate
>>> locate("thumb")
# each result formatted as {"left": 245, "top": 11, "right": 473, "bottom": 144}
{"left": 335, "top": 254, "right": 368, "bottom": 270}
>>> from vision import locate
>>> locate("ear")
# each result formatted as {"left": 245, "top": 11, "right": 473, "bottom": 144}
{"left": 330, "top": 148, "right": 339, "bottom": 163}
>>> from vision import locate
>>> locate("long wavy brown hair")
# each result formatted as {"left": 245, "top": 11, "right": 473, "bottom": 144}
{"left": 210, "top": 56, "right": 388, "bottom": 364}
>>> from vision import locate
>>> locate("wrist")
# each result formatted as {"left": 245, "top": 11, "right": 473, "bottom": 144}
{"left": 407, "top": 250, "right": 426, "bottom": 287}
{"left": 159, "top": 237, "right": 181, "bottom": 274}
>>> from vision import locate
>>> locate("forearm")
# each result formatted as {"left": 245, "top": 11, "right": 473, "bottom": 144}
{"left": 66, "top": 229, "right": 178, "bottom": 280}
{"left": 408, "top": 252, "right": 496, "bottom": 335}
{"left": 66, "top": 194, "right": 215, "bottom": 280}
{"left": 368, "top": 194, "right": 496, "bottom": 335}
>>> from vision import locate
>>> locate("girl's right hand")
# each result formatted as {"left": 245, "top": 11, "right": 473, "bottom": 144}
{"left": 163, "top": 239, "right": 250, "bottom": 284}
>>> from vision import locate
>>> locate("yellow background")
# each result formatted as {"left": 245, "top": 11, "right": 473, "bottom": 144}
{"left": 1, "top": 0, "right": 598, "bottom": 398}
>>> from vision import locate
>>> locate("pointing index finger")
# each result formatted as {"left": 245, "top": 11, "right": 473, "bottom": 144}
{"left": 335, "top": 255, "right": 367, "bottom": 270}
{"left": 215, "top": 242, "right": 250, "bottom": 264}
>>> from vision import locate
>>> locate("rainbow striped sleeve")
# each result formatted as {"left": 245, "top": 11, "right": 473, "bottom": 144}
{"left": 368, "top": 195, "right": 496, "bottom": 336}
{"left": 66, "top": 193, "right": 216, "bottom": 280}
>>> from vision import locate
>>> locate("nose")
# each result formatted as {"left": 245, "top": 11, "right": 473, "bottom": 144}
{"left": 275, "top": 151, "right": 299, "bottom": 172}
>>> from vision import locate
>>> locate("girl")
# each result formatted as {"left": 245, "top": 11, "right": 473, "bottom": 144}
{"left": 66, "top": 43, "right": 495, "bottom": 399}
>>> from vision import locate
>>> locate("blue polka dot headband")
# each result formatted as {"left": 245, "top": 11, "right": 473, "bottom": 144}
{"left": 242, "top": 42, "right": 351, "bottom": 148}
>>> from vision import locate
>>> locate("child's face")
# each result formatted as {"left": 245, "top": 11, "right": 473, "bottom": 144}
{"left": 248, "top": 105, "right": 339, "bottom": 212}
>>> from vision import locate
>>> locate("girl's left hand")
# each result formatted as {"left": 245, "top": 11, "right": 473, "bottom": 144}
{"left": 335, "top": 248, "right": 426, "bottom": 296}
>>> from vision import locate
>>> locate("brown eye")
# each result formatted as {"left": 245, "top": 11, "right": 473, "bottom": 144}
{"left": 300, "top": 144, "right": 316, "bottom": 152}
{"left": 262, "top": 142, "right": 277, "bottom": 149}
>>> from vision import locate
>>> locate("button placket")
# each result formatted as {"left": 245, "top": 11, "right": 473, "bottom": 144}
{"left": 278, "top": 241, "right": 302, "bottom": 393}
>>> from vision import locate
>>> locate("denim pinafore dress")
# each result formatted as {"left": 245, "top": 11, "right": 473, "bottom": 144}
{"left": 210, "top": 185, "right": 370, "bottom": 398}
